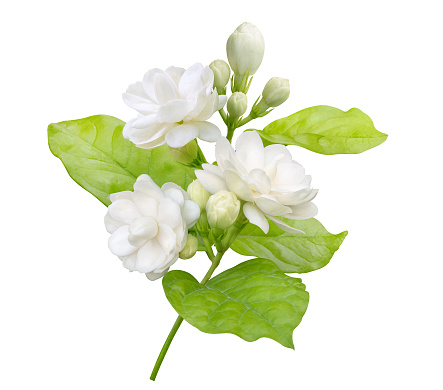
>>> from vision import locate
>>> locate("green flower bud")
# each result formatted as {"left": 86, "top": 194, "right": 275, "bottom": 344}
{"left": 206, "top": 190, "right": 240, "bottom": 230}
{"left": 179, "top": 234, "right": 198, "bottom": 259}
{"left": 169, "top": 140, "right": 199, "bottom": 164}
{"left": 262, "top": 77, "right": 290, "bottom": 107}
{"left": 187, "top": 180, "right": 211, "bottom": 210}
{"left": 227, "top": 92, "right": 248, "bottom": 118}
{"left": 227, "top": 22, "right": 265, "bottom": 77}
{"left": 209, "top": 60, "right": 231, "bottom": 89}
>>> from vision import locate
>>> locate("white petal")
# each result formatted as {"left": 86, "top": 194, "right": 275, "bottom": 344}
{"left": 136, "top": 239, "right": 166, "bottom": 273}
{"left": 264, "top": 144, "right": 292, "bottom": 165}
{"left": 254, "top": 196, "right": 292, "bottom": 216}
{"left": 132, "top": 192, "right": 158, "bottom": 218}
{"left": 125, "top": 81, "right": 149, "bottom": 99}
{"left": 165, "top": 66, "right": 185, "bottom": 86}
{"left": 127, "top": 235, "right": 147, "bottom": 248}
{"left": 158, "top": 197, "right": 182, "bottom": 227}
{"left": 224, "top": 170, "right": 254, "bottom": 201}
{"left": 157, "top": 99, "right": 192, "bottom": 123}
{"left": 276, "top": 188, "right": 318, "bottom": 206}
{"left": 267, "top": 216, "right": 306, "bottom": 234}
{"left": 121, "top": 252, "right": 137, "bottom": 271}
{"left": 104, "top": 213, "right": 123, "bottom": 234}
{"left": 174, "top": 220, "right": 187, "bottom": 251}
{"left": 215, "top": 136, "right": 235, "bottom": 169}
{"left": 272, "top": 162, "right": 306, "bottom": 191}
{"left": 135, "top": 134, "right": 167, "bottom": 150}
{"left": 124, "top": 115, "right": 172, "bottom": 146}
{"left": 193, "top": 92, "right": 218, "bottom": 121}
{"left": 146, "top": 268, "right": 169, "bottom": 281}
{"left": 108, "top": 226, "right": 138, "bottom": 257}
{"left": 179, "top": 63, "right": 204, "bottom": 97}
{"left": 163, "top": 188, "right": 185, "bottom": 207}
{"left": 122, "top": 96, "right": 157, "bottom": 116}
{"left": 201, "top": 66, "right": 215, "bottom": 93}
{"left": 248, "top": 169, "right": 271, "bottom": 194}
{"left": 285, "top": 203, "right": 318, "bottom": 220}
{"left": 165, "top": 123, "right": 199, "bottom": 148}
{"left": 195, "top": 170, "right": 228, "bottom": 194}
{"left": 162, "top": 182, "right": 189, "bottom": 200}
{"left": 195, "top": 121, "right": 221, "bottom": 142}
{"left": 133, "top": 180, "right": 164, "bottom": 202}
{"left": 243, "top": 203, "right": 269, "bottom": 234}
{"left": 153, "top": 72, "right": 178, "bottom": 105}
{"left": 129, "top": 216, "right": 158, "bottom": 239}
{"left": 123, "top": 82, "right": 158, "bottom": 115}
{"left": 136, "top": 174, "right": 154, "bottom": 183}
{"left": 218, "top": 94, "right": 227, "bottom": 110}
{"left": 109, "top": 191, "right": 132, "bottom": 203}
{"left": 142, "top": 68, "right": 165, "bottom": 103}
{"left": 235, "top": 131, "right": 265, "bottom": 171}
{"left": 108, "top": 199, "right": 140, "bottom": 224}
{"left": 182, "top": 200, "right": 200, "bottom": 227}
{"left": 200, "top": 163, "right": 223, "bottom": 177}
{"left": 156, "top": 224, "right": 177, "bottom": 255}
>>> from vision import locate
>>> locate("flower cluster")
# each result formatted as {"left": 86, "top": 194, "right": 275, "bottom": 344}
{"left": 104, "top": 22, "right": 317, "bottom": 277}
{"left": 48, "top": 18, "right": 385, "bottom": 381}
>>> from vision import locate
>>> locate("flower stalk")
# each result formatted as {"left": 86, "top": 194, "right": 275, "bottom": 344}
{"left": 150, "top": 208, "right": 246, "bottom": 381}
{"left": 149, "top": 247, "right": 225, "bottom": 381}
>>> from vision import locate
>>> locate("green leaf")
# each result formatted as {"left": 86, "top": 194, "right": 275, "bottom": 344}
{"left": 253, "top": 105, "right": 387, "bottom": 154}
{"left": 163, "top": 258, "right": 309, "bottom": 349}
{"left": 231, "top": 218, "right": 347, "bottom": 273}
{"left": 48, "top": 115, "right": 196, "bottom": 206}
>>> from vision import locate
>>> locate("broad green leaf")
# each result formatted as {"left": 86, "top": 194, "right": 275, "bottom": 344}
{"left": 163, "top": 259, "right": 309, "bottom": 349}
{"left": 48, "top": 115, "right": 196, "bottom": 206}
{"left": 253, "top": 105, "right": 387, "bottom": 154}
{"left": 231, "top": 218, "right": 347, "bottom": 273}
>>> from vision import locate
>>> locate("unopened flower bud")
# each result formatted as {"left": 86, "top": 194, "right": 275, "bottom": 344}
{"left": 262, "top": 77, "right": 290, "bottom": 107}
{"left": 227, "top": 92, "right": 248, "bottom": 118}
{"left": 169, "top": 140, "right": 198, "bottom": 164}
{"left": 187, "top": 180, "right": 211, "bottom": 210}
{"left": 179, "top": 234, "right": 198, "bottom": 259}
{"left": 210, "top": 60, "right": 231, "bottom": 89}
{"left": 206, "top": 190, "right": 240, "bottom": 230}
{"left": 226, "top": 22, "right": 265, "bottom": 77}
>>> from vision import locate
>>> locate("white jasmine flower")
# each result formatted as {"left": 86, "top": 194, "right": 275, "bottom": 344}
{"left": 122, "top": 63, "right": 227, "bottom": 149}
{"left": 195, "top": 131, "right": 318, "bottom": 234}
{"left": 104, "top": 174, "right": 200, "bottom": 279}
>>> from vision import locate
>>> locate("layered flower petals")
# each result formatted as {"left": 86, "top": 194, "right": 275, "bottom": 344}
{"left": 196, "top": 131, "right": 318, "bottom": 233}
{"left": 104, "top": 175, "right": 200, "bottom": 279}
{"left": 123, "top": 63, "right": 225, "bottom": 149}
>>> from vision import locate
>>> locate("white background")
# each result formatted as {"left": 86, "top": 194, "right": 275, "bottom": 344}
{"left": 1, "top": 0, "right": 442, "bottom": 389}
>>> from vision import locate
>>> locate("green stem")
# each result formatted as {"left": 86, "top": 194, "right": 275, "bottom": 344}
{"left": 219, "top": 108, "right": 228, "bottom": 125}
{"left": 227, "top": 123, "right": 236, "bottom": 142}
{"left": 149, "top": 316, "right": 183, "bottom": 381}
{"left": 237, "top": 114, "right": 254, "bottom": 128}
{"left": 149, "top": 250, "right": 224, "bottom": 381}
{"left": 202, "top": 236, "right": 215, "bottom": 261}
